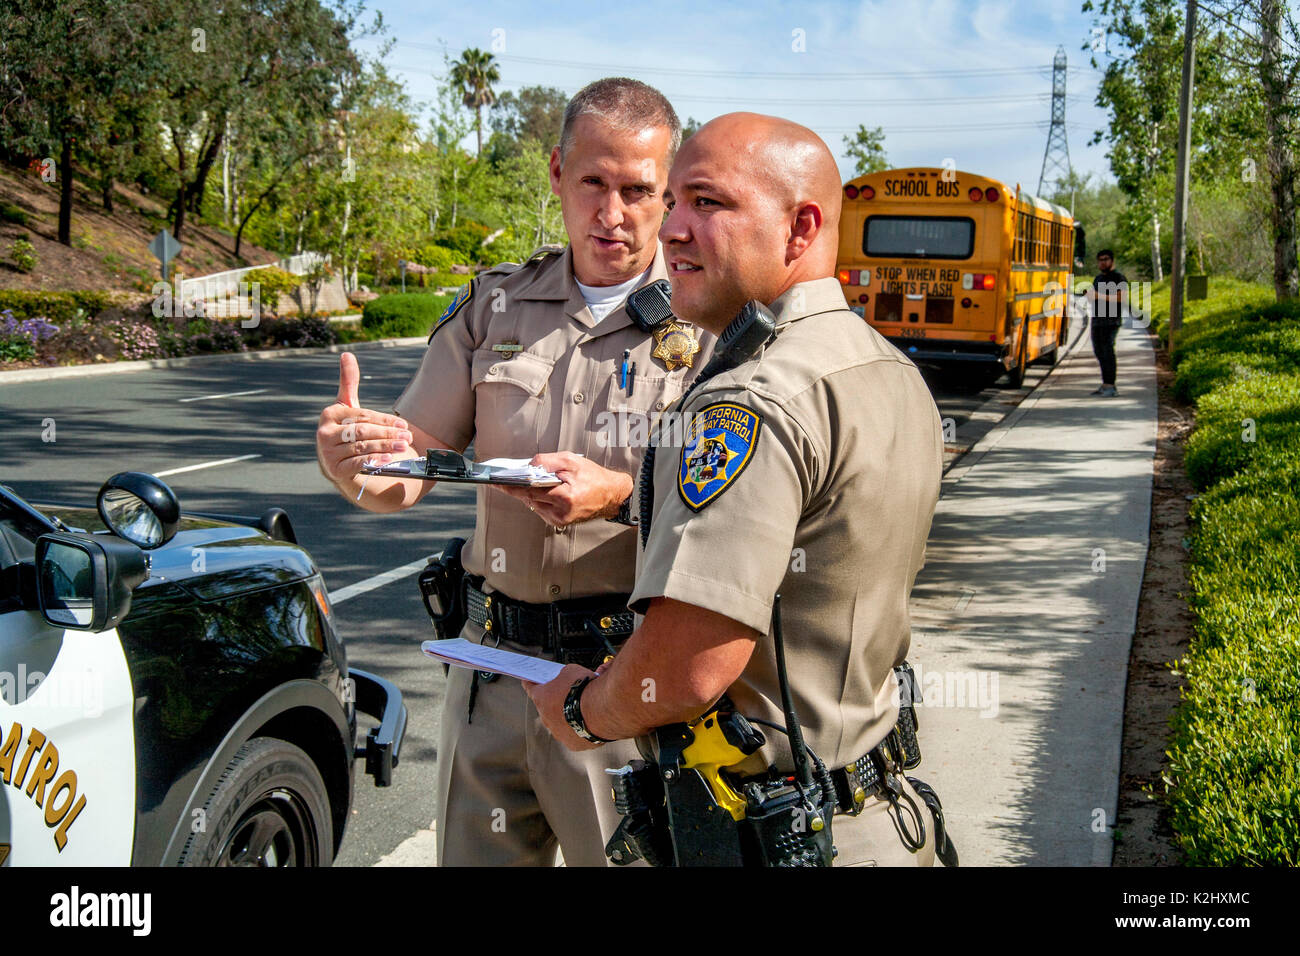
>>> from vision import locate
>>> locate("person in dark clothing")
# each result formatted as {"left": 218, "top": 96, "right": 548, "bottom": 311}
{"left": 1087, "top": 249, "right": 1126, "bottom": 396}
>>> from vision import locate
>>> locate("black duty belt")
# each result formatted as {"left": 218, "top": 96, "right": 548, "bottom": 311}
{"left": 463, "top": 576, "right": 635, "bottom": 661}
{"left": 830, "top": 703, "right": 922, "bottom": 815}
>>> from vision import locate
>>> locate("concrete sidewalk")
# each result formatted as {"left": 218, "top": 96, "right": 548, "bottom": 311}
{"left": 908, "top": 320, "right": 1157, "bottom": 865}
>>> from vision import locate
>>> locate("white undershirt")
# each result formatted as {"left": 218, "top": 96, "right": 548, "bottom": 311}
{"left": 576, "top": 268, "right": 649, "bottom": 323}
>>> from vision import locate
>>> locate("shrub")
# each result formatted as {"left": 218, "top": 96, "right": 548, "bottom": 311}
{"left": 1163, "top": 278, "right": 1300, "bottom": 865}
{"left": 0, "top": 289, "right": 124, "bottom": 323}
{"left": 435, "top": 222, "right": 490, "bottom": 260}
{"left": 361, "top": 293, "right": 453, "bottom": 338}
{"left": 1184, "top": 373, "right": 1300, "bottom": 490}
{"left": 103, "top": 316, "right": 161, "bottom": 360}
{"left": 10, "top": 237, "right": 36, "bottom": 272}
{"left": 0, "top": 309, "right": 59, "bottom": 365}
{"left": 0, "top": 201, "right": 28, "bottom": 226}
{"left": 243, "top": 266, "right": 302, "bottom": 316}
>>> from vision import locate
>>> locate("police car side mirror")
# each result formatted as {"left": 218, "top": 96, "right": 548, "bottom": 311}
{"left": 35, "top": 532, "right": 148, "bottom": 632}
{"left": 98, "top": 472, "right": 180, "bottom": 549}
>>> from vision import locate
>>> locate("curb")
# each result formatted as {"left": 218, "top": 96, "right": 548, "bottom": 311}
{"left": 0, "top": 335, "right": 428, "bottom": 384}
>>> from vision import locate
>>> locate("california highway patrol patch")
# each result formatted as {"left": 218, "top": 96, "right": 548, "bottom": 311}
{"left": 428, "top": 282, "right": 473, "bottom": 342}
{"left": 678, "top": 402, "right": 762, "bottom": 512}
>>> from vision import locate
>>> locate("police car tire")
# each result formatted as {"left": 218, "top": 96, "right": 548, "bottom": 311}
{"left": 175, "top": 736, "right": 333, "bottom": 868}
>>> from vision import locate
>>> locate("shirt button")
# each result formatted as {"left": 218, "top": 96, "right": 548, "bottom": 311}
{"left": 549, "top": 584, "right": 561, "bottom": 596}
{"left": 490, "top": 365, "right": 501, "bottom": 375}
{"left": 654, "top": 400, "right": 665, "bottom": 411}
{"left": 572, "top": 392, "right": 584, "bottom": 404}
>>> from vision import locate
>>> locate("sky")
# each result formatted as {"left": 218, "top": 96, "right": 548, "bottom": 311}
{"left": 355, "top": 0, "right": 1120, "bottom": 201}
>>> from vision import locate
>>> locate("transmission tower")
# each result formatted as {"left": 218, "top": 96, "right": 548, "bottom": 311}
{"left": 1037, "top": 46, "right": 1072, "bottom": 197}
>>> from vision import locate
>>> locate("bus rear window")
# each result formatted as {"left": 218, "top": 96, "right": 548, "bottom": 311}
{"left": 863, "top": 216, "right": 974, "bottom": 259}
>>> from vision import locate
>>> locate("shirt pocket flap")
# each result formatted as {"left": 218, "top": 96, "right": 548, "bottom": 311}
{"left": 471, "top": 349, "right": 554, "bottom": 397}
{"left": 605, "top": 371, "right": 685, "bottom": 415}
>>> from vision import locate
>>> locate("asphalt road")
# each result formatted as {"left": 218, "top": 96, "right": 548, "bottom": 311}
{"left": 0, "top": 335, "right": 1061, "bottom": 866}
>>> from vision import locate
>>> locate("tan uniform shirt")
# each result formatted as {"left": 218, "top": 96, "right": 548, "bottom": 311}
{"left": 630, "top": 277, "right": 943, "bottom": 771}
{"left": 394, "top": 244, "right": 714, "bottom": 604}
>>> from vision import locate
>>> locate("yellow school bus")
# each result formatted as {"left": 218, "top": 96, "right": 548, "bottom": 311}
{"left": 837, "top": 167, "right": 1077, "bottom": 387}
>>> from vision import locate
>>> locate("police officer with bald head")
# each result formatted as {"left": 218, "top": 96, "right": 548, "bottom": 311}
{"left": 524, "top": 112, "right": 951, "bottom": 866}
{"left": 316, "top": 78, "right": 714, "bottom": 866}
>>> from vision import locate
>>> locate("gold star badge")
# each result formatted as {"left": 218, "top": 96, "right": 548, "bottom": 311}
{"left": 651, "top": 321, "right": 700, "bottom": 370}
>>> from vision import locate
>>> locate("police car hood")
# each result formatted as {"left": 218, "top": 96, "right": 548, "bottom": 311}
{"left": 39, "top": 505, "right": 319, "bottom": 607}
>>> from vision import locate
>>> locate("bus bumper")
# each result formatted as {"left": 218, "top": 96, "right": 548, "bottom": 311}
{"left": 885, "top": 338, "right": 1007, "bottom": 365}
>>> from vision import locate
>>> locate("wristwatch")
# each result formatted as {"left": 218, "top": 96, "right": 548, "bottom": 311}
{"left": 606, "top": 493, "right": 638, "bottom": 527}
{"left": 563, "top": 676, "right": 612, "bottom": 744}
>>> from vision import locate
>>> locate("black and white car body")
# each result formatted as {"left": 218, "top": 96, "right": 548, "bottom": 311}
{"left": 0, "top": 472, "right": 405, "bottom": 866}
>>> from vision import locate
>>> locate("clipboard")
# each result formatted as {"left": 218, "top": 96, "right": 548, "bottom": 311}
{"left": 360, "top": 448, "right": 562, "bottom": 487}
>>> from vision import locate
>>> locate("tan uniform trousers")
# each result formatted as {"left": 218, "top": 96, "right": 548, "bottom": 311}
{"left": 830, "top": 774, "right": 938, "bottom": 867}
{"left": 435, "top": 624, "right": 641, "bottom": 867}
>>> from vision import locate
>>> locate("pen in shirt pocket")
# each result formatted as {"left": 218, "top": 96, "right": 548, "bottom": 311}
{"left": 620, "top": 349, "right": 632, "bottom": 392}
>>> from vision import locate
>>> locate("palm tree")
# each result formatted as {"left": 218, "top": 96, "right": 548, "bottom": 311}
{"left": 449, "top": 48, "right": 500, "bottom": 157}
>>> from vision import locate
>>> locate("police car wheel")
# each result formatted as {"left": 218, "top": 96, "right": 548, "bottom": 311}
{"left": 176, "top": 737, "right": 333, "bottom": 868}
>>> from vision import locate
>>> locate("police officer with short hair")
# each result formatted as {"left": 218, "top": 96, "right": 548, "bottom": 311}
{"left": 316, "top": 78, "right": 714, "bottom": 866}
{"left": 524, "top": 113, "right": 949, "bottom": 866}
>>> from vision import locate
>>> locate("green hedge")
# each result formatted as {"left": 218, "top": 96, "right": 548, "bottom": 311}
{"left": 0, "top": 289, "right": 127, "bottom": 322}
{"left": 1164, "top": 278, "right": 1300, "bottom": 866}
{"left": 360, "top": 292, "right": 453, "bottom": 339}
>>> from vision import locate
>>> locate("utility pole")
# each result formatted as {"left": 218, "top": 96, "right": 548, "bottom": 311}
{"left": 1038, "top": 46, "right": 1073, "bottom": 196}
{"left": 1169, "top": 0, "right": 1198, "bottom": 352}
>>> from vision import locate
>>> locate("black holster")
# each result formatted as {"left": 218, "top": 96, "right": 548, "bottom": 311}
{"left": 418, "top": 537, "right": 467, "bottom": 646}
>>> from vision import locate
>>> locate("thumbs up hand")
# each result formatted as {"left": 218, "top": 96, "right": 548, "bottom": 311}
{"left": 316, "top": 352, "right": 414, "bottom": 486}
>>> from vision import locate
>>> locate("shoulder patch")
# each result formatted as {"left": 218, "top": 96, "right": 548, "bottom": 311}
{"left": 428, "top": 282, "right": 473, "bottom": 342}
{"left": 678, "top": 402, "right": 762, "bottom": 512}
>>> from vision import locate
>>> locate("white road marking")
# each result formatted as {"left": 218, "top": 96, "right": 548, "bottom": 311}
{"left": 179, "top": 388, "right": 268, "bottom": 403}
{"left": 155, "top": 454, "right": 261, "bottom": 477}
{"left": 329, "top": 558, "right": 426, "bottom": 605}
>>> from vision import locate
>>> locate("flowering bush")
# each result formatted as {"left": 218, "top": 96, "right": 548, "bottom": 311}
{"left": 104, "top": 317, "right": 161, "bottom": 360}
{"left": 0, "top": 309, "right": 60, "bottom": 364}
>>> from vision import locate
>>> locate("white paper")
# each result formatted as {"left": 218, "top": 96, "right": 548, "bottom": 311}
{"left": 421, "top": 638, "right": 566, "bottom": 683}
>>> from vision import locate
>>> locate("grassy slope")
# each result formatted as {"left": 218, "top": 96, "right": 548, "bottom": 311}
{"left": 0, "top": 161, "right": 282, "bottom": 300}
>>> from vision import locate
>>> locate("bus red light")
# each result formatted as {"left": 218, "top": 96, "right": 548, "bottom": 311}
{"left": 981, "top": 274, "right": 996, "bottom": 290}
{"left": 844, "top": 184, "right": 860, "bottom": 200}
{"left": 985, "top": 187, "right": 999, "bottom": 202}
{"left": 859, "top": 293, "right": 869, "bottom": 303}
{"left": 861, "top": 185, "right": 875, "bottom": 199}
{"left": 837, "top": 269, "right": 852, "bottom": 285}
{"left": 968, "top": 187, "right": 983, "bottom": 201}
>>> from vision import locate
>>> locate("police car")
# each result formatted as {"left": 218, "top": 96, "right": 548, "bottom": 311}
{"left": 0, "top": 472, "right": 405, "bottom": 867}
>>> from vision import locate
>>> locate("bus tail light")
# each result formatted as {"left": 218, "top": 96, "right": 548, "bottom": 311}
{"left": 985, "top": 187, "right": 999, "bottom": 202}
{"left": 844, "top": 185, "right": 859, "bottom": 200}
{"left": 961, "top": 273, "right": 997, "bottom": 290}
{"left": 968, "top": 187, "right": 983, "bottom": 201}
{"left": 837, "top": 269, "right": 870, "bottom": 287}
{"left": 861, "top": 185, "right": 875, "bottom": 199}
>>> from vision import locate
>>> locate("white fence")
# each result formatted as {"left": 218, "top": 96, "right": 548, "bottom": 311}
{"left": 176, "top": 251, "right": 329, "bottom": 303}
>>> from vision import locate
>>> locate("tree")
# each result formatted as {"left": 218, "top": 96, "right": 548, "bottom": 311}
{"left": 1195, "top": 0, "right": 1300, "bottom": 299}
{"left": 682, "top": 116, "right": 704, "bottom": 139}
{"left": 490, "top": 85, "right": 566, "bottom": 156}
{"left": 449, "top": 48, "right": 500, "bottom": 157}
{"left": 843, "top": 124, "right": 889, "bottom": 176}
{"left": 1086, "top": 0, "right": 1244, "bottom": 280}
{"left": 156, "top": 0, "right": 367, "bottom": 240}
{"left": 0, "top": 1, "right": 157, "bottom": 245}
